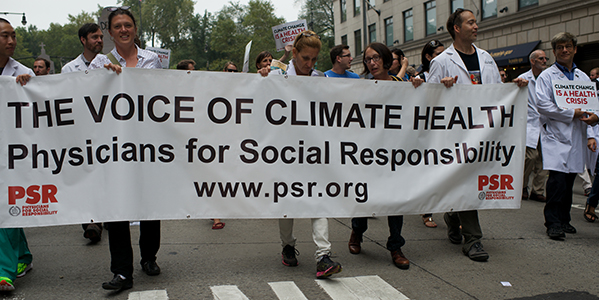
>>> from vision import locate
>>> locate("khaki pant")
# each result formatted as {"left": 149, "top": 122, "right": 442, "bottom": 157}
{"left": 523, "top": 145, "right": 548, "bottom": 195}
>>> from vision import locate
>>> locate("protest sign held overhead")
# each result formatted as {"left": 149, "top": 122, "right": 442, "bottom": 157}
{"left": 272, "top": 20, "right": 308, "bottom": 51}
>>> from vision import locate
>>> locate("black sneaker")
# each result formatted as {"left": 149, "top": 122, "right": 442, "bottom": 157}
{"left": 561, "top": 223, "right": 576, "bottom": 234}
{"left": 316, "top": 255, "right": 342, "bottom": 279}
{"left": 547, "top": 226, "right": 565, "bottom": 240}
{"left": 142, "top": 261, "right": 161, "bottom": 276}
{"left": 444, "top": 214, "right": 462, "bottom": 244}
{"left": 282, "top": 245, "right": 299, "bottom": 267}
{"left": 463, "top": 242, "right": 489, "bottom": 262}
{"left": 102, "top": 274, "right": 133, "bottom": 290}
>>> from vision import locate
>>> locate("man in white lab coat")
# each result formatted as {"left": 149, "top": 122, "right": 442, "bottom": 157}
{"left": 62, "top": 23, "right": 103, "bottom": 73}
{"left": 519, "top": 50, "right": 549, "bottom": 202}
{"left": 535, "top": 32, "right": 598, "bottom": 240}
{"left": 428, "top": 8, "right": 527, "bottom": 261}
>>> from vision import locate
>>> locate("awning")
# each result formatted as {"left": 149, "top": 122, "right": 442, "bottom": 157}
{"left": 488, "top": 40, "right": 541, "bottom": 67}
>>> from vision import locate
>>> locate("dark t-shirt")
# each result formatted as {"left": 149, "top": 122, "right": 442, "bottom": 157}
{"left": 457, "top": 50, "right": 481, "bottom": 84}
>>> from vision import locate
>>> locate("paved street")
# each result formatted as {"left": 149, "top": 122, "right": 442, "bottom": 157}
{"left": 2, "top": 178, "right": 599, "bottom": 300}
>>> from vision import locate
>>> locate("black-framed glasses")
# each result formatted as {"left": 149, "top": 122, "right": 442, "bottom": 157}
{"left": 107, "top": 6, "right": 130, "bottom": 12}
{"left": 226, "top": 69, "right": 239, "bottom": 72}
{"left": 538, "top": 57, "right": 548, "bottom": 61}
{"left": 339, "top": 54, "right": 352, "bottom": 58}
{"left": 363, "top": 55, "right": 381, "bottom": 64}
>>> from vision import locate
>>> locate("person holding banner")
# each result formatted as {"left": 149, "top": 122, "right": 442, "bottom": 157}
{"left": 535, "top": 32, "right": 599, "bottom": 240}
{"left": 0, "top": 18, "right": 34, "bottom": 292}
{"left": 347, "top": 42, "right": 422, "bottom": 270}
{"left": 88, "top": 7, "right": 162, "bottom": 291}
{"left": 273, "top": 30, "right": 343, "bottom": 279}
{"left": 428, "top": 8, "right": 528, "bottom": 261}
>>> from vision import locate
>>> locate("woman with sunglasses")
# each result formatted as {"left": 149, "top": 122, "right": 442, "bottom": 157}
{"left": 419, "top": 39, "right": 445, "bottom": 83}
{"left": 223, "top": 61, "right": 238, "bottom": 72}
{"left": 348, "top": 42, "right": 422, "bottom": 270}
{"left": 89, "top": 7, "right": 162, "bottom": 291}
{"left": 416, "top": 39, "right": 445, "bottom": 228}
{"left": 273, "top": 30, "right": 343, "bottom": 279}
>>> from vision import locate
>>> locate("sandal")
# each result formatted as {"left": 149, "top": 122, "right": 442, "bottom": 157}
{"left": 422, "top": 216, "right": 437, "bottom": 228}
{"left": 212, "top": 222, "right": 225, "bottom": 230}
{"left": 584, "top": 204, "right": 597, "bottom": 223}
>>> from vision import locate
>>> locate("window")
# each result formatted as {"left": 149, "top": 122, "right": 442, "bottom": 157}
{"left": 341, "top": 0, "right": 347, "bottom": 22}
{"left": 341, "top": 35, "right": 348, "bottom": 47}
{"left": 369, "top": 24, "right": 376, "bottom": 43}
{"left": 519, "top": 0, "right": 538, "bottom": 9}
{"left": 385, "top": 17, "right": 394, "bottom": 47}
{"left": 425, "top": 1, "right": 436, "bottom": 36}
{"left": 482, "top": 0, "right": 497, "bottom": 19}
{"left": 451, "top": 0, "right": 464, "bottom": 13}
{"left": 403, "top": 9, "right": 413, "bottom": 42}
{"left": 354, "top": 0, "right": 360, "bottom": 16}
{"left": 354, "top": 29, "right": 362, "bottom": 55}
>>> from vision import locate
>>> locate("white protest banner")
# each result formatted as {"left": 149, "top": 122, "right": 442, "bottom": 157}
{"left": 552, "top": 80, "right": 599, "bottom": 112}
{"left": 146, "top": 47, "right": 171, "bottom": 69}
{"left": 0, "top": 71, "right": 527, "bottom": 228}
{"left": 272, "top": 20, "right": 307, "bottom": 51}
{"left": 243, "top": 40, "right": 252, "bottom": 73}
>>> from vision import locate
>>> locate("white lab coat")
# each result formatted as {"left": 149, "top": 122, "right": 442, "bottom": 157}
{"left": 428, "top": 43, "right": 501, "bottom": 85}
{"left": 518, "top": 70, "right": 542, "bottom": 148}
{"left": 535, "top": 63, "right": 594, "bottom": 173}
{"left": 61, "top": 54, "right": 89, "bottom": 73}
{"left": 1, "top": 57, "right": 34, "bottom": 77}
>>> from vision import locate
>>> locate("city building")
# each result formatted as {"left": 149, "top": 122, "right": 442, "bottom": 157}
{"left": 333, "top": 0, "right": 599, "bottom": 78}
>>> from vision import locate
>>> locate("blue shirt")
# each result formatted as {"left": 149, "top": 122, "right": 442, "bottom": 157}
{"left": 554, "top": 62, "right": 578, "bottom": 80}
{"left": 324, "top": 69, "right": 360, "bottom": 79}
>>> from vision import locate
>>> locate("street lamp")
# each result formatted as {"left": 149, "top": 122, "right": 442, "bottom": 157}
{"left": 0, "top": 12, "right": 27, "bottom": 26}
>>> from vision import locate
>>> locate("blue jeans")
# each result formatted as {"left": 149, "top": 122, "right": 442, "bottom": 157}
{"left": 351, "top": 216, "right": 405, "bottom": 251}
{"left": 587, "top": 159, "right": 599, "bottom": 208}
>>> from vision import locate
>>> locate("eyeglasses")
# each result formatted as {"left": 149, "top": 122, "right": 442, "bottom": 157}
{"left": 226, "top": 69, "right": 239, "bottom": 72}
{"left": 537, "top": 57, "right": 548, "bottom": 61}
{"left": 363, "top": 55, "right": 381, "bottom": 64}
{"left": 107, "top": 6, "right": 130, "bottom": 12}
{"left": 339, "top": 54, "right": 351, "bottom": 58}
{"left": 556, "top": 44, "right": 574, "bottom": 51}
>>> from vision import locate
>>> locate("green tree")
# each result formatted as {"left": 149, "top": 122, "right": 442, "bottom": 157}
{"left": 210, "top": 0, "right": 284, "bottom": 72}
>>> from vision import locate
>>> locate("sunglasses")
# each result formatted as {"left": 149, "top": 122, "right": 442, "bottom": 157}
{"left": 428, "top": 40, "right": 441, "bottom": 48}
{"left": 226, "top": 69, "right": 239, "bottom": 72}
{"left": 107, "top": 6, "right": 130, "bottom": 12}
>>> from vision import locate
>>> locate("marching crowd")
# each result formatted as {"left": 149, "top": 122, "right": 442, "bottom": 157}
{"left": 1, "top": 5, "right": 598, "bottom": 293}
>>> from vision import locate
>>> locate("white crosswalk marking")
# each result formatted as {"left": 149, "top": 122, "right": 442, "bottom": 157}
{"left": 268, "top": 281, "right": 309, "bottom": 300}
{"left": 127, "top": 289, "right": 169, "bottom": 300}
{"left": 211, "top": 285, "right": 250, "bottom": 300}
{"left": 316, "top": 275, "right": 409, "bottom": 300}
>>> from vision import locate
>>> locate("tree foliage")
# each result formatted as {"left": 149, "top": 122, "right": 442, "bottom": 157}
{"left": 210, "top": 0, "right": 285, "bottom": 72}
{"left": 296, "top": 0, "right": 335, "bottom": 71}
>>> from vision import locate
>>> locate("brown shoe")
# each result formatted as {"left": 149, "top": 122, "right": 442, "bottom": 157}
{"left": 348, "top": 230, "right": 362, "bottom": 254}
{"left": 391, "top": 249, "right": 409, "bottom": 269}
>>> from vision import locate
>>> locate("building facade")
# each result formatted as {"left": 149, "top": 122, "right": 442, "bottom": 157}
{"left": 333, "top": 0, "right": 599, "bottom": 79}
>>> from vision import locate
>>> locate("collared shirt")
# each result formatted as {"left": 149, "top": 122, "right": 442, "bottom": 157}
{"left": 89, "top": 45, "right": 162, "bottom": 70}
{"left": 62, "top": 53, "right": 91, "bottom": 73}
{"left": 554, "top": 62, "right": 577, "bottom": 80}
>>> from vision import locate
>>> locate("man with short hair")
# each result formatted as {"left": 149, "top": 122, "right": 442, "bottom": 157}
{"left": 62, "top": 23, "right": 103, "bottom": 73}
{"left": 176, "top": 59, "right": 195, "bottom": 70}
{"left": 324, "top": 45, "right": 359, "bottom": 78}
{"left": 428, "top": 8, "right": 528, "bottom": 262}
{"left": 0, "top": 17, "right": 34, "bottom": 292}
{"left": 590, "top": 67, "right": 599, "bottom": 81}
{"left": 535, "top": 32, "right": 598, "bottom": 240}
{"left": 520, "top": 50, "right": 549, "bottom": 202}
{"left": 61, "top": 23, "right": 105, "bottom": 243}
{"left": 33, "top": 58, "right": 50, "bottom": 75}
